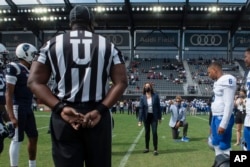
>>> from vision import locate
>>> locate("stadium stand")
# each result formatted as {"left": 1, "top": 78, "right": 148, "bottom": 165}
{"left": 125, "top": 57, "right": 244, "bottom": 99}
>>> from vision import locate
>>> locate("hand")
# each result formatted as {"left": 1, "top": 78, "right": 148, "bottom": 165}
{"left": 81, "top": 110, "right": 101, "bottom": 128}
{"left": 217, "top": 127, "right": 225, "bottom": 134}
{"left": 138, "top": 122, "right": 142, "bottom": 127}
{"left": 175, "top": 121, "right": 180, "bottom": 129}
{"left": 10, "top": 117, "right": 18, "bottom": 128}
{"left": 60, "top": 106, "right": 84, "bottom": 130}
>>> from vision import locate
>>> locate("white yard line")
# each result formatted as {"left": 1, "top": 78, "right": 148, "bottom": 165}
{"left": 35, "top": 114, "right": 50, "bottom": 130}
{"left": 37, "top": 126, "right": 49, "bottom": 130}
{"left": 118, "top": 127, "right": 144, "bottom": 167}
{"left": 194, "top": 115, "right": 209, "bottom": 122}
{"left": 35, "top": 114, "right": 51, "bottom": 117}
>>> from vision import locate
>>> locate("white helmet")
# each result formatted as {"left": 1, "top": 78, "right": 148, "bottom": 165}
{"left": 0, "top": 43, "right": 9, "bottom": 68}
{"left": 15, "top": 43, "right": 37, "bottom": 64}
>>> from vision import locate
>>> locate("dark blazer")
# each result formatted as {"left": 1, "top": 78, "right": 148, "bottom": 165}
{"left": 139, "top": 93, "right": 162, "bottom": 122}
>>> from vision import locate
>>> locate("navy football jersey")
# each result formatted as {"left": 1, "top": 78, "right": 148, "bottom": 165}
{"left": 5, "top": 62, "right": 33, "bottom": 105}
{"left": 0, "top": 69, "right": 6, "bottom": 104}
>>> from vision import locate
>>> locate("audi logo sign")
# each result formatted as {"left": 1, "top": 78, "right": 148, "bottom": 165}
{"left": 102, "top": 34, "right": 124, "bottom": 45}
{"left": 190, "top": 34, "right": 223, "bottom": 46}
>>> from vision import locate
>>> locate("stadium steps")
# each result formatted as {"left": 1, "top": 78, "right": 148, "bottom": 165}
{"left": 182, "top": 60, "right": 202, "bottom": 96}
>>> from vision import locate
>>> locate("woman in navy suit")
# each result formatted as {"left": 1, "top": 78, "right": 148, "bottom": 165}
{"left": 138, "top": 82, "right": 162, "bottom": 155}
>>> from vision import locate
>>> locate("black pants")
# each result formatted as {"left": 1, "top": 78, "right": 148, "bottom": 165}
{"left": 120, "top": 107, "right": 124, "bottom": 114}
{"left": 171, "top": 121, "right": 188, "bottom": 139}
{"left": 127, "top": 107, "right": 133, "bottom": 115}
{"left": 135, "top": 107, "right": 139, "bottom": 119}
{"left": 50, "top": 102, "right": 112, "bottom": 167}
{"left": 143, "top": 113, "right": 158, "bottom": 151}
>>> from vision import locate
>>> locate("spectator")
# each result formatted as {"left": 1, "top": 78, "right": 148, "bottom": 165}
{"left": 134, "top": 99, "right": 140, "bottom": 119}
{"left": 119, "top": 101, "right": 125, "bottom": 114}
{"left": 111, "top": 103, "right": 117, "bottom": 114}
{"left": 0, "top": 43, "right": 14, "bottom": 155}
{"left": 127, "top": 99, "right": 133, "bottom": 115}
{"left": 233, "top": 90, "right": 246, "bottom": 146}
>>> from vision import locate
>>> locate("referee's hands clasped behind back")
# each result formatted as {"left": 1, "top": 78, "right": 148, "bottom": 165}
{"left": 81, "top": 110, "right": 101, "bottom": 128}
{"left": 60, "top": 106, "right": 101, "bottom": 130}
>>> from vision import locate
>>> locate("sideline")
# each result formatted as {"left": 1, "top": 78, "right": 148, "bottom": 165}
{"left": 118, "top": 127, "right": 144, "bottom": 167}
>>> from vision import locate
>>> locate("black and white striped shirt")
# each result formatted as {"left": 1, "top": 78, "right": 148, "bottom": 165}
{"left": 36, "top": 30, "right": 125, "bottom": 103}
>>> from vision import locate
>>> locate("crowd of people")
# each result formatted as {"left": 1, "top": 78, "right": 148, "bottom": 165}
{"left": 110, "top": 97, "right": 211, "bottom": 117}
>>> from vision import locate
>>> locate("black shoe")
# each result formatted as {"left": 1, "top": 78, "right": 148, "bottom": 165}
{"left": 143, "top": 149, "right": 149, "bottom": 153}
{"left": 153, "top": 151, "right": 159, "bottom": 156}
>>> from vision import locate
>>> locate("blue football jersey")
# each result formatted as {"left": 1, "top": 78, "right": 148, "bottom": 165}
{"left": 0, "top": 69, "right": 6, "bottom": 104}
{"left": 5, "top": 62, "right": 33, "bottom": 105}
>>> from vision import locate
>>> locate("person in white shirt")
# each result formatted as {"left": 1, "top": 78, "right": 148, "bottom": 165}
{"left": 243, "top": 47, "right": 250, "bottom": 151}
{"left": 119, "top": 101, "right": 124, "bottom": 114}
{"left": 207, "top": 62, "right": 236, "bottom": 156}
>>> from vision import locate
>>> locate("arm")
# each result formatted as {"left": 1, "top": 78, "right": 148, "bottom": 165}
{"left": 28, "top": 61, "right": 58, "bottom": 108}
{"left": 180, "top": 107, "right": 186, "bottom": 122}
{"left": 156, "top": 95, "right": 162, "bottom": 122}
{"left": 101, "top": 63, "right": 128, "bottom": 109}
{"left": 5, "top": 83, "right": 17, "bottom": 127}
{"left": 218, "top": 86, "right": 235, "bottom": 133}
{"left": 138, "top": 96, "right": 144, "bottom": 124}
{"left": 169, "top": 105, "right": 177, "bottom": 128}
{"left": 28, "top": 61, "right": 83, "bottom": 130}
{"left": 82, "top": 63, "right": 128, "bottom": 128}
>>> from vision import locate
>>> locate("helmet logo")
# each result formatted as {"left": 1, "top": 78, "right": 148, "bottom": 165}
{"left": 23, "top": 44, "right": 30, "bottom": 52}
{"left": 22, "top": 44, "right": 30, "bottom": 57}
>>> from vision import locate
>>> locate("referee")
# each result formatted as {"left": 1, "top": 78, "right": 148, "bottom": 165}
{"left": 28, "top": 5, "right": 128, "bottom": 167}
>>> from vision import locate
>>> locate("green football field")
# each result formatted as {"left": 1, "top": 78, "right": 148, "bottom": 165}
{"left": 0, "top": 111, "right": 241, "bottom": 167}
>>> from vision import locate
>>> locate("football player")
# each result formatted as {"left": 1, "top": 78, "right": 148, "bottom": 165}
{"left": 5, "top": 43, "right": 38, "bottom": 167}
{"left": 207, "top": 62, "right": 236, "bottom": 156}
{"left": 243, "top": 47, "right": 250, "bottom": 151}
{"left": 0, "top": 43, "right": 14, "bottom": 154}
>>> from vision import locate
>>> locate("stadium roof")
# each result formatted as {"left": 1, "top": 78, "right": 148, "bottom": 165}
{"left": 0, "top": 0, "right": 250, "bottom": 37}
